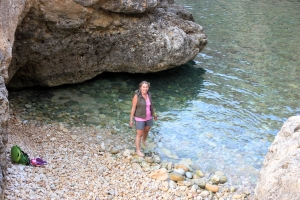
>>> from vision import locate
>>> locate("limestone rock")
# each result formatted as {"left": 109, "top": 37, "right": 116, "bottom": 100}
{"left": 92, "top": 0, "right": 158, "bottom": 14}
{"left": 149, "top": 168, "right": 168, "bottom": 181}
{"left": 131, "top": 163, "right": 142, "bottom": 170}
{"left": 210, "top": 175, "right": 220, "bottom": 184}
{"left": 170, "top": 172, "right": 185, "bottom": 182}
{"left": 230, "top": 186, "right": 237, "bottom": 193}
{"left": 110, "top": 148, "right": 119, "bottom": 154}
{"left": 123, "top": 149, "right": 131, "bottom": 157}
{"left": 160, "top": 181, "right": 169, "bottom": 192}
{"left": 192, "top": 178, "right": 206, "bottom": 189}
{"left": 4, "top": 0, "right": 207, "bottom": 90}
{"left": 232, "top": 194, "right": 242, "bottom": 199}
{"left": 254, "top": 116, "right": 300, "bottom": 200}
{"left": 173, "top": 168, "right": 185, "bottom": 175}
{"left": 200, "top": 190, "right": 210, "bottom": 197}
{"left": 174, "top": 164, "right": 189, "bottom": 172}
{"left": 219, "top": 175, "right": 227, "bottom": 184}
{"left": 195, "top": 170, "right": 205, "bottom": 177}
{"left": 205, "top": 183, "right": 219, "bottom": 193}
{"left": 0, "top": 76, "right": 8, "bottom": 199}
{"left": 185, "top": 171, "right": 193, "bottom": 179}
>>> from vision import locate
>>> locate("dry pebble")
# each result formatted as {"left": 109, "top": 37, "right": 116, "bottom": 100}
{"left": 5, "top": 116, "right": 254, "bottom": 200}
{"left": 5, "top": 117, "right": 166, "bottom": 199}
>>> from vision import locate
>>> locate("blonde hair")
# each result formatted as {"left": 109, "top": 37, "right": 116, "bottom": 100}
{"left": 139, "top": 81, "right": 150, "bottom": 88}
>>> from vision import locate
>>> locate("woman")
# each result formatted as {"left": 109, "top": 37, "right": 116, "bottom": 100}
{"left": 130, "top": 81, "right": 158, "bottom": 157}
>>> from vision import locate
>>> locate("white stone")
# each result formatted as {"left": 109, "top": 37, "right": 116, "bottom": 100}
{"left": 185, "top": 171, "right": 193, "bottom": 179}
{"left": 255, "top": 116, "right": 300, "bottom": 200}
{"left": 123, "top": 149, "right": 131, "bottom": 157}
{"left": 174, "top": 168, "right": 185, "bottom": 175}
{"left": 70, "top": 135, "right": 77, "bottom": 140}
{"left": 101, "top": 142, "right": 105, "bottom": 150}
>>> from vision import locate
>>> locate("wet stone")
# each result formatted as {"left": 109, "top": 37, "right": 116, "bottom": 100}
{"left": 170, "top": 172, "right": 185, "bottom": 182}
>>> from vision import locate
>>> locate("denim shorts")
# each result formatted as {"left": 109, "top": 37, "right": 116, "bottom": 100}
{"left": 135, "top": 119, "right": 153, "bottom": 130}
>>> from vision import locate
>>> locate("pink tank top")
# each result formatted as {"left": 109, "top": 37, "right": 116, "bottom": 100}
{"left": 135, "top": 95, "right": 152, "bottom": 121}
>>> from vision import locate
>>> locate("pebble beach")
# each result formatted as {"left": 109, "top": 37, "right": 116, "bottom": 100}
{"left": 5, "top": 114, "right": 254, "bottom": 200}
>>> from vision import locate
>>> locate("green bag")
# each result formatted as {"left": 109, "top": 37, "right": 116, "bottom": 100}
{"left": 11, "top": 145, "right": 30, "bottom": 165}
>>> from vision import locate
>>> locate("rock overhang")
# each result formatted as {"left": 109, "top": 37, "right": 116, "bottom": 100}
{"left": 4, "top": 0, "right": 207, "bottom": 90}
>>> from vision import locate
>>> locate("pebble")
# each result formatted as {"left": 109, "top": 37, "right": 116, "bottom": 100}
{"left": 110, "top": 148, "right": 119, "bottom": 154}
{"left": 230, "top": 186, "right": 237, "bottom": 192}
{"left": 5, "top": 116, "right": 253, "bottom": 200}
{"left": 123, "top": 149, "right": 131, "bottom": 157}
{"left": 193, "top": 178, "right": 206, "bottom": 189}
{"left": 149, "top": 168, "right": 168, "bottom": 181}
{"left": 174, "top": 168, "right": 185, "bottom": 175}
{"left": 174, "top": 164, "right": 189, "bottom": 172}
{"left": 196, "top": 170, "right": 205, "bottom": 177}
{"left": 170, "top": 172, "right": 185, "bottom": 182}
{"left": 205, "top": 183, "right": 219, "bottom": 192}
{"left": 232, "top": 194, "right": 243, "bottom": 199}
{"left": 200, "top": 190, "right": 210, "bottom": 197}
{"left": 219, "top": 175, "right": 228, "bottom": 184}
{"left": 131, "top": 163, "right": 142, "bottom": 170}
{"left": 185, "top": 171, "right": 193, "bottom": 179}
{"left": 210, "top": 175, "right": 220, "bottom": 184}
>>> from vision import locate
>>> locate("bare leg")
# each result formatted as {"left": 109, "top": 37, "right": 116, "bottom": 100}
{"left": 135, "top": 129, "right": 144, "bottom": 157}
{"left": 142, "top": 126, "right": 151, "bottom": 146}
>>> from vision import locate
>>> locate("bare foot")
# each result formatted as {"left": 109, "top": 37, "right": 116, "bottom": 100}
{"left": 136, "top": 151, "right": 144, "bottom": 157}
{"left": 142, "top": 140, "right": 148, "bottom": 147}
{"left": 141, "top": 137, "right": 148, "bottom": 147}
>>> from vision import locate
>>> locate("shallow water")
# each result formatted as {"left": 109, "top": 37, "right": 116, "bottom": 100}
{"left": 8, "top": 0, "right": 300, "bottom": 189}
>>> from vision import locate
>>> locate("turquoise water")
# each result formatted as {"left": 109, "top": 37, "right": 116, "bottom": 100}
{"left": 8, "top": 0, "right": 300, "bottom": 189}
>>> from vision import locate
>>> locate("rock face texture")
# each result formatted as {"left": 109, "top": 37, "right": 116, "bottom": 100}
{"left": 254, "top": 116, "right": 300, "bottom": 200}
{"left": 6, "top": 0, "right": 207, "bottom": 89}
{"left": 0, "top": 77, "right": 8, "bottom": 200}
{"left": 1, "top": 0, "right": 29, "bottom": 197}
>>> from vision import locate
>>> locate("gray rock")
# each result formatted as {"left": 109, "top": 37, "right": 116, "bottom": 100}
{"left": 169, "top": 180, "right": 177, "bottom": 190}
{"left": 174, "top": 168, "right": 185, "bottom": 175}
{"left": 192, "top": 178, "right": 206, "bottom": 189}
{"left": 110, "top": 148, "right": 119, "bottom": 154}
{"left": 123, "top": 149, "right": 131, "bottom": 157}
{"left": 170, "top": 172, "right": 185, "bottom": 182}
{"left": 191, "top": 184, "right": 198, "bottom": 192}
{"left": 153, "top": 155, "right": 161, "bottom": 163}
{"left": 185, "top": 171, "right": 193, "bottom": 179}
{"left": 210, "top": 175, "right": 220, "bottom": 184}
{"left": 0, "top": 76, "right": 8, "bottom": 199}
{"left": 5, "top": 0, "right": 207, "bottom": 89}
{"left": 254, "top": 116, "right": 300, "bottom": 200}
{"left": 219, "top": 175, "right": 227, "bottom": 184}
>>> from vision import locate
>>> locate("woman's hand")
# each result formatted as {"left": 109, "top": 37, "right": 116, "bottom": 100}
{"left": 154, "top": 115, "right": 158, "bottom": 121}
{"left": 129, "top": 121, "right": 134, "bottom": 127}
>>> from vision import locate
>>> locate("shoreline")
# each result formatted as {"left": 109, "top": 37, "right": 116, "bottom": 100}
{"left": 5, "top": 115, "right": 254, "bottom": 199}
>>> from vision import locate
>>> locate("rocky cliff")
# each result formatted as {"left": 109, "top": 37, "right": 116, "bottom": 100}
{"left": 1, "top": 0, "right": 29, "bottom": 197}
{"left": 6, "top": 0, "right": 207, "bottom": 89}
{"left": 254, "top": 116, "right": 300, "bottom": 200}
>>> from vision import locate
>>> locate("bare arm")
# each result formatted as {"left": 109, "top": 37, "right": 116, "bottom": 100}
{"left": 129, "top": 95, "right": 138, "bottom": 127}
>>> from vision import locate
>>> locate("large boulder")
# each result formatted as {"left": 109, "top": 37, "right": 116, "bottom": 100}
{"left": 254, "top": 116, "right": 300, "bottom": 200}
{"left": 6, "top": 0, "right": 207, "bottom": 89}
